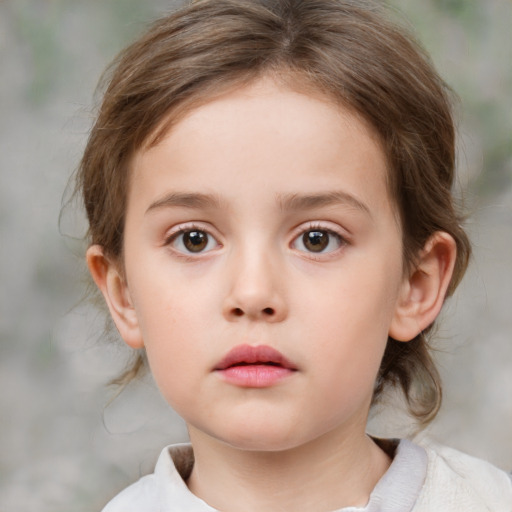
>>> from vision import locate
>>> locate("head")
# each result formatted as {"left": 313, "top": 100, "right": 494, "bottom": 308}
{"left": 79, "top": 0, "right": 470, "bottom": 428}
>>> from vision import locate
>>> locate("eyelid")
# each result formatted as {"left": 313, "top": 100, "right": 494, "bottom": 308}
{"left": 290, "top": 221, "right": 350, "bottom": 256}
{"left": 163, "top": 222, "right": 222, "bottom": 254}
{"left": 290, "top": 221, "right": 350, "bottom": 241}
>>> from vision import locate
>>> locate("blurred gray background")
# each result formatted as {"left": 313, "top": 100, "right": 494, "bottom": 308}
{"left": 0, "top": 1, "right": 511, "bottom": 510}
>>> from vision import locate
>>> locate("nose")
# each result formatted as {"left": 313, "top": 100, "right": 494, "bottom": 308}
{"left": 222, "top": 248, "right": 288, "bottom": 323}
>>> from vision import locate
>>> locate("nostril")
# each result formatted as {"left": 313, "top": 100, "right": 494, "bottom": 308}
{"left": 229, "top": 307, "right": 276, "bottom": 318}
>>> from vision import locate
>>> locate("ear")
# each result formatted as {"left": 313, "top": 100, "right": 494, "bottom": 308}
{"left": 86, "top": 245, "right": 144, "bottom": 349}
{"left": 389, "top": 232, "right": 457, "bottom": 342}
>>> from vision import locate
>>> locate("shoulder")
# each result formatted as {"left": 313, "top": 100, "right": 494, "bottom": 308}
{"left": 101, "top": 443, "right": 206, "bottom": 512}
{"left": 101, "top": 471, "right": 160, "bottom": 512}
{"left": 413, "top": 441, "right": 512, "bottom": 512}
{"left": 101, "top": 473, "right": 159, "bottom": 512}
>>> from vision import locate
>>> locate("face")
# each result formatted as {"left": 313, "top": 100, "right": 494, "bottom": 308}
{"left": 120, "top": 79, "right": 407, "bottom": 452}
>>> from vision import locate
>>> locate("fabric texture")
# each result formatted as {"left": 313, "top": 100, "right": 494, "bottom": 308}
{"left": 101, "top": 439, "right": 512, "bottom": 512}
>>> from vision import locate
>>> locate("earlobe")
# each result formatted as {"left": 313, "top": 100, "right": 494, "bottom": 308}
{"left": 86, "top": 245, "right": 144, "bottom": 349}
{"left": 389, "top": 232, "right": 457, "bottom": 342}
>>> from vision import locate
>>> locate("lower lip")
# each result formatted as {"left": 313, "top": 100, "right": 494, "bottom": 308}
{"left": 217, "top": 365, "right": 295, "bottom": 388}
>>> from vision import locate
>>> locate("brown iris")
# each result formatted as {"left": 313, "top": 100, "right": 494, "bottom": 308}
{"left": 183, "top": 231, "right": 208, "bottom": 252}
{"left": 302, "top": 230, "right": 329, "bottom": 252}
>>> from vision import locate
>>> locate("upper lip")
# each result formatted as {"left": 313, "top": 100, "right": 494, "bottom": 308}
{"left": 214, "top": 344, "right": 297, "bottom": 371}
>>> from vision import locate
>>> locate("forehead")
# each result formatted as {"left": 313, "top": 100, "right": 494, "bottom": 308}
{"left": 143, "top": 73, "right": 385, "bottom": 156}
{"left": 129, "top": 78, "right": 394, "bottom": 217}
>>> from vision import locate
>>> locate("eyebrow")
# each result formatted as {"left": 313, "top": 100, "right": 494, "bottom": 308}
{"left": 146, "top": 192, "right": 224, "bottom": 214}
{"left": 145, "top": 190, "right": 371, "bottom": 217}
{"left": 277, "top": 191, "right": 371, "bottom": 217}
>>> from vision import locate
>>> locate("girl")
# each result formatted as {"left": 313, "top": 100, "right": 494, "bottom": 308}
{"left": 78, "top": 0, "right": 512, "bottom": 510}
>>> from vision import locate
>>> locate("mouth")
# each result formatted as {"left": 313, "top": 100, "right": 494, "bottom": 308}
{"left": 214, "top": 344, "right": 297, "bottom": 388}
{"left": 215, "top": 344, "right": 296, "bottom": 371}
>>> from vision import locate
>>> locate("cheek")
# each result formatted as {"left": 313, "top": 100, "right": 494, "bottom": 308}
{"left": 129, "top": 275, "right": 192, "bottom": 350}
{"left": 300, "top": 257, "right": 402, "bottom": 335}
{"left": 130, "top": 258, "right": 215, "bottom": 334}
{"left": 138, "top": 300, "right": 208, "bottom": 413}
{"left": 301, "top": 257, "right": 402, "bottom": 375}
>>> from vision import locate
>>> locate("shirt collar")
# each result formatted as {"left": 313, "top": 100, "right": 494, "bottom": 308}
{"left": 154, "top": 439, "right": 427, "bottom": 512}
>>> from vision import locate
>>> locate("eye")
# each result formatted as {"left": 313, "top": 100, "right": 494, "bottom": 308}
{"left": 292, "top": 229, "right": 344, "bottom": 254}
{"left": 168, "top": 229, "right": 218, "bottom": 254}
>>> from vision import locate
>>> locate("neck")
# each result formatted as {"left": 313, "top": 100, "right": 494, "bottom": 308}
{"left": 186, "top": 427, "right": 391, "bottom": 512}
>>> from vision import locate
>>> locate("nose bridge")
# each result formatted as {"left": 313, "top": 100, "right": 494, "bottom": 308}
{"left": 223, "top": 234, "right": 287, "bottom": 322}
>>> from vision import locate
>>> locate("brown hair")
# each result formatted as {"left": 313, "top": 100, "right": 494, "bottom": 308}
{"left": 77, "top": 0, "right": 471, "bottom": 425}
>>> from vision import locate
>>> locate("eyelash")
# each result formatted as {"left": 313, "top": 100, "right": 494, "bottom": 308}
{"left": 164, "top": 223, "right": 221, "bottom": 257}
{"left": 163, "top": 222, "right": 348, "bottom": 258}
{"left": 290, "top": 223, "right": 348, "bottom": 258}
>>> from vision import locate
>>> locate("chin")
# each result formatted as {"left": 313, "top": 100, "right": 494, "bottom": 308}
{"left": 210, "top": 422, "right": 314, "bottom": 453}
{"left": 225, "top": 437, "right": 302, "bottom": 453}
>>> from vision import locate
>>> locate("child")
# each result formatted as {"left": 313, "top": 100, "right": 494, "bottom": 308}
{"left": 78, "top": 0, "right": 512, "bottom": 510}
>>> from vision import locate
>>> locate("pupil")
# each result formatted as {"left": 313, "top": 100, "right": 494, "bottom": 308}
{"left": 304, "top": 231, "right": 328, "bottom": 252}
{"left": 184, "top": 231, "right": 207, "bottom": 252}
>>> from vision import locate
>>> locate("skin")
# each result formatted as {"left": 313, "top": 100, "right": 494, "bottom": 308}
{"left": 88, "top": 78, "right": 456, "bottom": 511}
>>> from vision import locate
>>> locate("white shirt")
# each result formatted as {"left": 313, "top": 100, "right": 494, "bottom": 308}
{"left": 102, "top": 439, "right": 512, "bottom": 511}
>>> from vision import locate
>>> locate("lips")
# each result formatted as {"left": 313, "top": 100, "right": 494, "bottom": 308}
{"left": 215, "top": 344, "right": 296, "bottom": 370}
{"left": 214, "top": 344, "right": 297, "bottom": 388}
